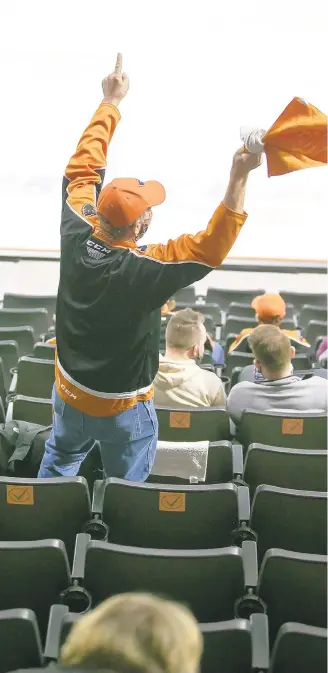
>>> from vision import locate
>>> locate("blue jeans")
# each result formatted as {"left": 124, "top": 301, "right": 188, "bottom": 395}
{"left": 38, "top": 384, "right": 158, "bottom": 481}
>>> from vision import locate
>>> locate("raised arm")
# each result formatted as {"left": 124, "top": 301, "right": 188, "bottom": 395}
{"left": 139, "top": 148, "right": 262, "bottom": 268}
{"left": 61, "top": 54, "right": 129, "bottom": 235}
{"left": 130, "top": 149, "right": 263, "bottom": 310}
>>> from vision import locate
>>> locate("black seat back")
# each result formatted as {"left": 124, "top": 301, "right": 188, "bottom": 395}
{"left": 84, "top": 541, "right": 244, "bottom": 622}
{"left": 258, "top": 549, "right": 327, "bottom": 644}
{"left": 100, "top": 479, "right": 241, "bottom": 549}
{"left": 300, "top": 305, "right": 328, "bottom": 329}
{"left": 0, "top": 608, "right": 44, "bottom": 673}
{"left": 306, "top": 320, "right": 327, "bottom": 346}
{"left": 0, "top": 309, "right": 48, "bottom": 342}
{"left": 239, "top": 410, "right": 327, "bottom": 450}
{"left": 0, "top": 540, "right": 71, "bottom": 639}
{"left": 0, "top": 477, "right": 91, "bottom": 562}
{"left": 244, "top": 444, "right": 328, "bottom": 495}
{"left": 15, "top": 356, "right": 55, "bottom": 398}
{"left": 9, "top": 395, "right": 53, "bottom": 425}
{"left": 0, "top": 341, "right": 19, "bottom": 392}
{"left": 33, "top": 342, "right": 56, "bottom": 360}
{"left": 173, "top": 286, "right": 195, "bottom": 303}
{"left": 3, "top": 294, "right": 57, "bottom": 324}
{"left": 156, "top": 406, "right": 230, "bottom": 442}
{"left": 206, "top": 289, "right": 265, "bottom": 312}
{"left": 200, "top": 619, "right": 252, "bottom": 673}
{"left": 224, "top": 316, "right": 257, "bottom": 340}
{"left": 270, "top": 622, "right": 328, "bottom": 673}
{"left": 280, "top": 292, "right": 326, "bottom": 313}
{"left": 0, "top": 327, "right": 35, "bottom": 357}
{"left": 251, "top": 485, "right": 327, "bottom": 560}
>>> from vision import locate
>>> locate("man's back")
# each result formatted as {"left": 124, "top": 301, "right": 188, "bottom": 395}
{"left": 154, "top": 355, "right": 226, "bottom": 408}
{"left": 227, "top": 374, "right": 328, "bottom": 424}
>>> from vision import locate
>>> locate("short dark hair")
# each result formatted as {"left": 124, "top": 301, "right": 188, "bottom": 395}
{"left": 248, "top": 324, "right": 291, "bottom": 372}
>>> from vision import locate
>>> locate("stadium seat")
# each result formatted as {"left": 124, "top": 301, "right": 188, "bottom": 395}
{"left": 0, "top": 608, "right": 44, "bottom": 672}
{"left": 155, "top": 405, "right": 230, "bottom": 441}
{"left": 257, "top": 548, "right": 327, "bottom": 643}
{"left": 0, "top": 476, "right": 91, "bottom": 562}
{"left": 44, "top": 606, "right": 270, "bottom": 673}
{"left": 201, "top": 614, "right": 269, "bottom": 673}
{"left": 173, "top": 286, "right": 195, "bottom": 303}
{"left": 148, "top": 441, "right": 244, "bottom": 485}
{"left": 270, "top": 622, "right": 328, "bottom": 673}
{"left": 223, "top": 316, "right": 257, "bottom": 340}
{"left": 280, "top": 291, "right": 327, "bottom": 313}
{"left": 9, "top": 356, "right": 55, "bottom": 399}
{"left": 244, "top": 444, "right": 328, "bottom": 495}
{"left": 227, "top": 303, "right": 259, "bottom": 319}
{"left": 238, "top": 410, "right": 327, "bottom": 450}
{"left": 33, "top": 342, "right": 56, "bottom": 360}
{"left": 224, "top": 352, "right": 254, "bottom": 378}
{"left": 0, "top": 340, "right": 19, "bottom": 392}
{"left": 0, "top": 309, "right": 49, "bottom": 342}
{"left": 299, "top": 304, "right": 328, "bottom": 328}
{"left": 67, "top": 534, "right": 259, "bottom": 623}
{"left": 250, "top": 485, "right": 327, "bottom": 560}
{"left": 0, "top": 539, "right": 71, "bottom": 640}
{"left": 6, "top": 395, "right": 53, "bottom": 425}
{"left": 175, "top": 302, "right": 222, "bottom": 325}
{"left": 306, "top": 320, "right": 327, "bottom": 346}
{"left": 227, "top": 302, "right": 295, "bottom": 321}
{"left": 0, "top": 326, "right": 35, "bottom": 357}
{"left": 206, "top": 289, "right": 265, "bottom": 312}
{"left": 3, "top": 293, "right": 57, "bottom": 324}
{"left": 91, "top": 478, "right": 251, "bottom": 549}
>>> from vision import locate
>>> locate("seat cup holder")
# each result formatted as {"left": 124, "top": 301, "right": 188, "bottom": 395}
{"left": 60, "top": 584, "right": 92, "bottom": 613}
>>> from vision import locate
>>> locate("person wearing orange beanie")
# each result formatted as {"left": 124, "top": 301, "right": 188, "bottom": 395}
{"left": 228, "top": 293, "right": 310, "bottom": 354}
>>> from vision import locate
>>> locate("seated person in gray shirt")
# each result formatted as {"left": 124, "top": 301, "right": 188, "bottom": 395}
{"left": 227, "top": 324, "right": 327, "bottom": 424}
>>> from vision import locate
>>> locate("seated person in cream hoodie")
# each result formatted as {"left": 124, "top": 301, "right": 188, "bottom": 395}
{"left": 154, "top": 308, "right": 226, "bottom": 408}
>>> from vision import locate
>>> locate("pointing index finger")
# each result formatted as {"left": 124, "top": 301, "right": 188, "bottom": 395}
{"left": 115, "top": 53, "right": 123, "bottom": 74}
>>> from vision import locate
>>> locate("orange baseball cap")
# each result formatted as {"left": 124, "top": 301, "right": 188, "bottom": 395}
{"left": 97, "top": 178, "right": 166, "bottom": 228}
{"left": 251, "top": 293, "right": 286, "bottom": 320}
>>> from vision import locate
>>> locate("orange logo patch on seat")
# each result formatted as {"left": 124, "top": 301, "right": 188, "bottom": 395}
{"left": 282, "top": 418, "right": 304, "bottom": 435}
{"left": 159, "top": 492, "right": 186, "bottom": 512}
{"left": 6, "top": 485, "right": 34, "bottom": 505}
{"left": 169, "top": 412, "right": 191, "bottom": 428}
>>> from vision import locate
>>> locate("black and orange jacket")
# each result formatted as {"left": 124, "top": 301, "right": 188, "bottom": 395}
{"left": 56, "top": 102, "right": 247, "bottom": 416}
{"left": 228, "top": 327, "right": 311, "bottom": 353}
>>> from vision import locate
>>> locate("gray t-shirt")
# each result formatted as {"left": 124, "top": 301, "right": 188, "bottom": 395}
{"left": 227, "top": 374, "right": 328, "bottom": 424}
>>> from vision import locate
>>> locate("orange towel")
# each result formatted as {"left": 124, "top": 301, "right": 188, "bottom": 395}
{"left": 242, "top": 97, "right": 327, "bottom": 177}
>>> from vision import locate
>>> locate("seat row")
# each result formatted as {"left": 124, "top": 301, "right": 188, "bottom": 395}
{"left": 4, "top": 378, "right": 328, "bottom": 450}
{"left": 3, "top": 288, "right": 327, "bottom": 316}
{"left": 0, "top": 534, "right": 326, "bottom": 647}
{"left": 1, "top": 605, "right": 326, "bottom": 673}
{"left": 174, "top": 286, "right": 327, "bottom": 313}
{"left": 0, "top": 475, "right": 326, "bottom": 560}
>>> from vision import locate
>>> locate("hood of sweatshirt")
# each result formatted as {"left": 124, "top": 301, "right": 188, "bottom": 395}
{"left": 155, "top": 355, "right": 200, "bottom": 391}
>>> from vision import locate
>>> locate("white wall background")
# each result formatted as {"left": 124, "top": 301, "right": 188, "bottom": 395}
{"left": 0, "top": 0, "right": 327, "bottom": 259}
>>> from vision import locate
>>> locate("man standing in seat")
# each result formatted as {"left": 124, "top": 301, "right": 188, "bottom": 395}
{"left": 38, "top": 54, "right": 262, "bottom": 479}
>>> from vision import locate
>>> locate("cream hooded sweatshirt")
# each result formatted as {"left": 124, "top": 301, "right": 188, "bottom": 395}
{"left": 154, "top": 355, "right": 226, "bottom": 408}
